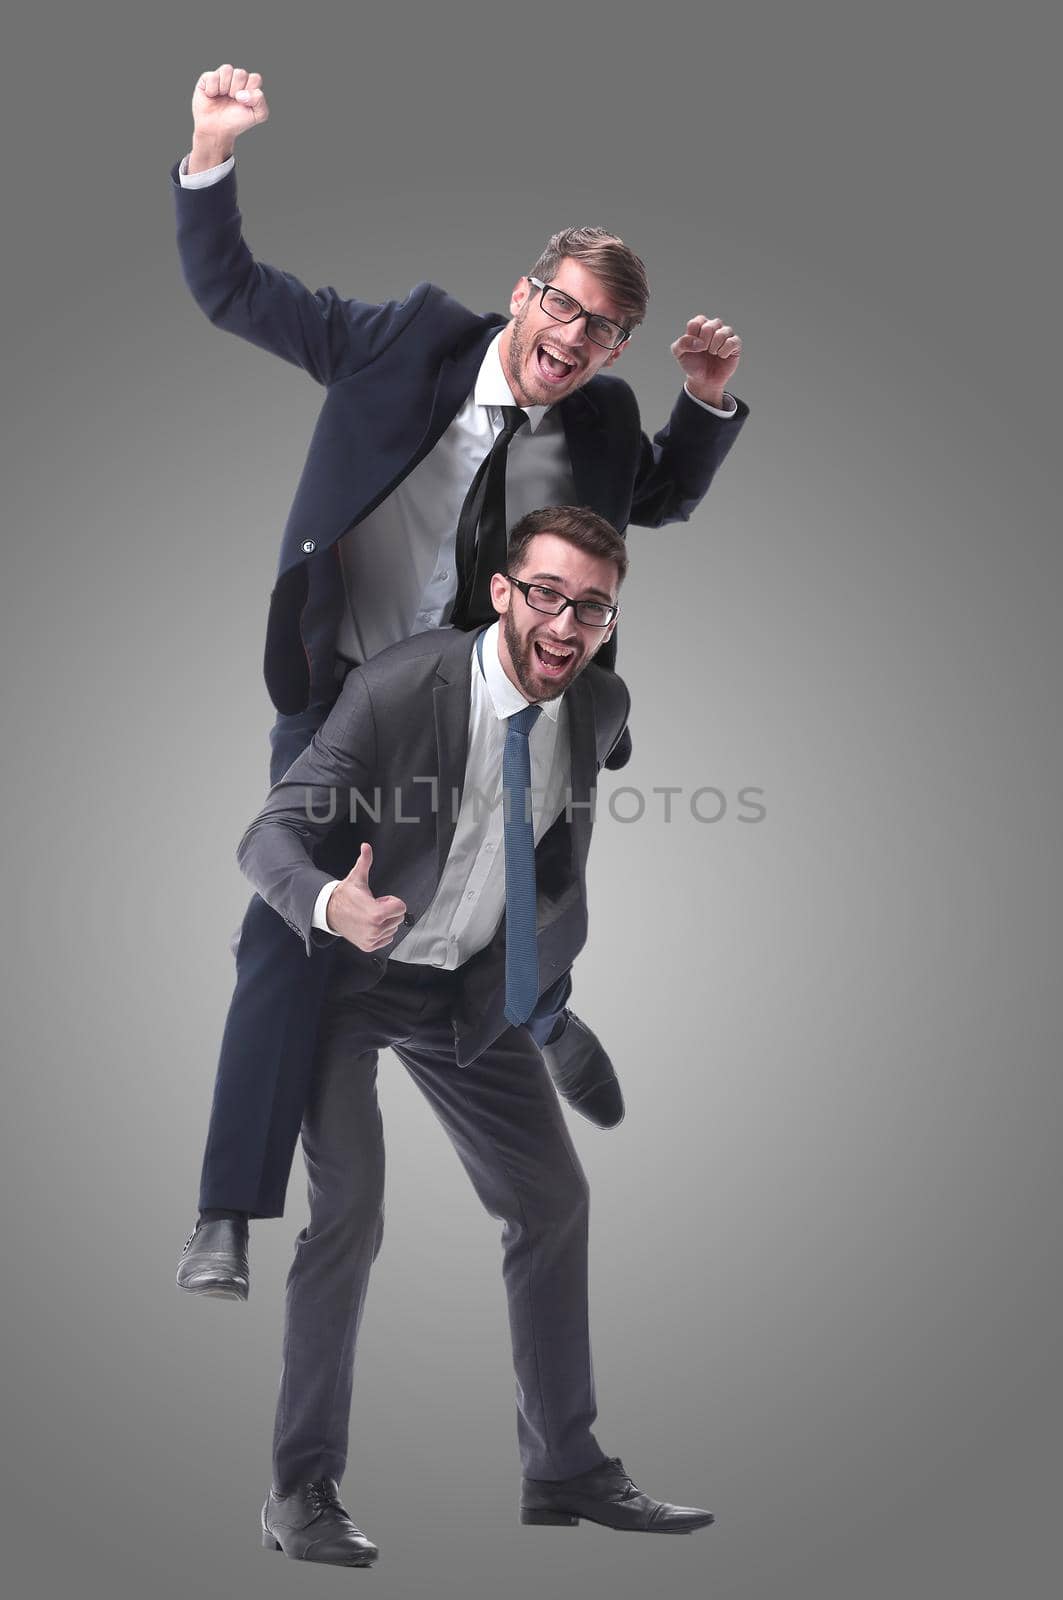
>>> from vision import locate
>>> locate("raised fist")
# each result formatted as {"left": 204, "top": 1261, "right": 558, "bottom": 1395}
{"left": 191, "top": 64, "right": 269, "bottom": 157}
{"left": 671, "top": 315, "right": 742, "bottom": 409}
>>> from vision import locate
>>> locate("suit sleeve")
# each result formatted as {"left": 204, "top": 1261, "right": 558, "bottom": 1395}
{"left": 171, "top": 159, "right": 429, "bottom": 386}
{"left": 629, "top": 386, "right": 750, "bottom": 528}
{"left": 236, "top": 668, "right": 379, "bottom": 952}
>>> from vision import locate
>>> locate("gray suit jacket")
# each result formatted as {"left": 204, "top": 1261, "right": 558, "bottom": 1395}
{"left": 236, "top": 626, "right": 630, "bottom": 1066}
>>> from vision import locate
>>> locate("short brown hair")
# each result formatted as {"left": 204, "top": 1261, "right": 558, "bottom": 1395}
{"left": 528, "top": 227, "right": 649, "bottom": 332}
{"left": 507, "top": 506, "right": 629, "bottom": 588}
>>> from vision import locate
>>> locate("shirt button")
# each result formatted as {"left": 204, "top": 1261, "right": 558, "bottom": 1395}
{"left": 439, "top": 569, "right": 449, "bottom": 581}
{"left": 466, "top": 891, "right": 475, "bottom": 901}
{"left": 301, "top": 540, "right": 316, "bottom": 554}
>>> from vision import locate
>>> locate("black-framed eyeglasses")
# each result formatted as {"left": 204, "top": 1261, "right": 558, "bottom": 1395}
{"left": 526, "top": 276, "right": 630, "bottom": 351}
{"left": 506, "top": 575, "right": 619, "bottom": 628}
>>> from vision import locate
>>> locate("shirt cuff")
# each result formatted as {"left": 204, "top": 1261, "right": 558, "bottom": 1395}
{"left": 178, "top": 152, "right": 235, "bottom": 188}
{"left": 683, "top": 382, "right": 738, "bottom": 418}
{"left": 312, "top": 880, "right": 341, "bottom": 932}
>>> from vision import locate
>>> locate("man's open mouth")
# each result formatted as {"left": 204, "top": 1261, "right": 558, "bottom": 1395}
{"left": 533, "top": 638, "right": 578, "bottom": 677}
{"left": 535, "top": 341, "right": 579, "bottom": 385}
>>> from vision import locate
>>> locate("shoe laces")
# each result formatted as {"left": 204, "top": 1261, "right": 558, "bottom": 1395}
{"left": 604, "top": 1457, "right": 640, "bottom": 1499}
{"left": 304, "top": 1480, "right": 344, "bottom": 1517}
{"left": 182, "top": 1227, "right": 199, "bottom": 1252}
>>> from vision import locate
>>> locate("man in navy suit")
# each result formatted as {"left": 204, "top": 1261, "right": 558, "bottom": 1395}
{"left": 173, "top": 63, "right": 749, "bottom": 1298}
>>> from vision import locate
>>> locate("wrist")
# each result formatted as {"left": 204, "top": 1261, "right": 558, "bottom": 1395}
{"left": 324, "top": 884, "right": 342, "bottom": 933}
{"left": 188, "top": 134, "right": 235, "bottom": 173}
{"left": 685, "top": 381, "right": 727, "bottom": 409}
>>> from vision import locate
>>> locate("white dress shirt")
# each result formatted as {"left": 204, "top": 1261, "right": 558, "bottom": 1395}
{"left": 312, "top": 621, "right": 568, "bottom": 966}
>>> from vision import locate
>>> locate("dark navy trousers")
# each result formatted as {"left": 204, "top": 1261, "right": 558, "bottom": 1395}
{"left": 197, "top": 703, "right": 573, "bottom": 1218}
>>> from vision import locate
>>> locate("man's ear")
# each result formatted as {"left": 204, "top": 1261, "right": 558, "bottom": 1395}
{"left": 490, "top": 572, "right": 511, "bottom": 615}
{"left": 508, "top": 276, "right": 530, "bottom": 317}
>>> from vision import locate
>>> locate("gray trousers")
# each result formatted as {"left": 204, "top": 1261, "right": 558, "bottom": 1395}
{"left": 272, "top": 953, "right": 608, "bottom": 1490}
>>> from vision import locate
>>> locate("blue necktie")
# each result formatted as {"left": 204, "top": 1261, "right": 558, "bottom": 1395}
{"left": 475, "top": 631, "right": 542, "bottom": 1026}
{"left": 502, "top": 701, "right": 542, "bottom": 1025}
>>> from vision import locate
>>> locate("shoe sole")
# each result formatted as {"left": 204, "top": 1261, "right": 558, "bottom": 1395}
{"left": 520, "top": 1507, "right": 713, "bottom": 1532}
{"left": 176, "top": 1279, "right": 248, "bottom": 1301}
{"left": 262, "top": 1530, "right": 378, "bottom": 1565}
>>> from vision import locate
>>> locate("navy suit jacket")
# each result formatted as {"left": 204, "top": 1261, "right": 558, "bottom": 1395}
{"left": 171, "top": 161, "right": 749, "bottom": 718}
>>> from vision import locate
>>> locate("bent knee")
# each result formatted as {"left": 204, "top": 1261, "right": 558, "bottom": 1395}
{"left": 514, "top": 1163, "right": 591, "bottom": 1233}
{"left": 307, "top": 1168, "right": 386, "bottom": 1241}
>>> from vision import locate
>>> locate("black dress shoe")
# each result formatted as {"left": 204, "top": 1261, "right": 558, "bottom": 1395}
{"left": 262, "top": 1479, "right": 379, "bottom": 1566}
{"left": 521, "top": 1455, "right": 714, "bottom": 1533}
{"left": 175, "top": 1219, "right": 249, "bottom": 1301}
{"left": 540, "top": 1011, "right": 624, "bottom": 1128}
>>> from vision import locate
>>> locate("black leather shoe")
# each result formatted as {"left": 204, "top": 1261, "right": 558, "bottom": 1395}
{"left": 175, "top": 1219, "right": 249, "bottom": 1300}
{"left": 262, "top": 1479, "right": 379, "bottom": 1566}
{"left": 540, "top": 1011, "right": 624, "bottom": 1128}
{"left": 521, "top": 1455, "right": 714, "bottom": 1533}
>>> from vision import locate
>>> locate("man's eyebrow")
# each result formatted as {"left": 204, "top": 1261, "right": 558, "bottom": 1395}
{"left": 526, "top": 572, "right": 616, "bottom": 603}
{"left": 551, "top": 286, "right": 625, "bottom": 323}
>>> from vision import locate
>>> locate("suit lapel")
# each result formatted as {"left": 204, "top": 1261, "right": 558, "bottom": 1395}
{"left": 414, "top": 322, "right": 505, "bottom": 471}
{"left": 563, "top": 672, "right": 597, "bottom": 883}
{"left": 432, "top": 634, "right": 477, "bottom": 878}
{"left": 533, "top": 671, "right": 596, "bottom": 936}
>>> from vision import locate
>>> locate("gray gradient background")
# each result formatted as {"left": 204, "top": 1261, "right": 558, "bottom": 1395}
{"left": 1, "top": 1, "right": 1059, "bottom": 1596}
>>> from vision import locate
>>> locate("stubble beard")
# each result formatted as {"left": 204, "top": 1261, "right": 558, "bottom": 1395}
{"left": 503, "top": 605, "right": 586, "bottom": 702}
{"left": 504, "top": 303, "right": 585, "bottom": 407}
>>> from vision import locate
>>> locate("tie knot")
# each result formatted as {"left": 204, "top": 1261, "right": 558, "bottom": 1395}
{"left": 501, "top": 406, "right": 529, "bottom": 440}
{"left": 508, "top": 704, "right": 541, "bottom": 738}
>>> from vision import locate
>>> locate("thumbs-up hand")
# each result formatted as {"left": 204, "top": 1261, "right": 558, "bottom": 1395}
{"left": 324, "top": 843, "right": 407, "bottom": 953}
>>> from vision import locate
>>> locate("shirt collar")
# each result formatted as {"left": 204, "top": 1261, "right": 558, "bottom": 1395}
{"left": 474, "top": 333, "right": 552, "bottom": 434}
{"left": 480, "top": 622, "right": 562, "bottom": 723}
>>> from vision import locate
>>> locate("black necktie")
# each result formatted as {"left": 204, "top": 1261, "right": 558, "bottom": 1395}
{"left": 452, "top": 407, "right": 529, "bottom": 629}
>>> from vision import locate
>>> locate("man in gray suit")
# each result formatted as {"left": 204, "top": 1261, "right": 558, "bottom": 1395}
{"left": 237, "top": 507, "right": 714, "bottom": 1565}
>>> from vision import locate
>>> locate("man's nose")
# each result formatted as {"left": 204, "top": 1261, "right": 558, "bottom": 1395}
{"left": 557, "top": 315, "right": 587, "bottom": 347}
{"left": 550, "top": 605, "right": 581, "bottom": 639}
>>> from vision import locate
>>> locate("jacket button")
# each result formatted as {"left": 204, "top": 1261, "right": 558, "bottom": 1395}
{"left": 301, "top": 539, "right": 316, "bottom": 554}
{"left": 403, "top": 913, "right": 414, "bottom": 926}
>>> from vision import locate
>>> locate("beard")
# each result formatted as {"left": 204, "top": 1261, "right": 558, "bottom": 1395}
{"left": 503, "top": 302, "right": 586, "bottom": 405}
{"left": 503, "top": 605, "right": 586, "bottom": 701}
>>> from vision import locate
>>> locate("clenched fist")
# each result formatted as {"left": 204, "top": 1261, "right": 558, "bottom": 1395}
{"left": 189, "top": 64, "right": 269, "bottom": 172}
{"left": 672, "top": 316, "right": 743, "bottom": 409}
{"left": 324, "top": 843, "right": 407, "bottom": 954}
